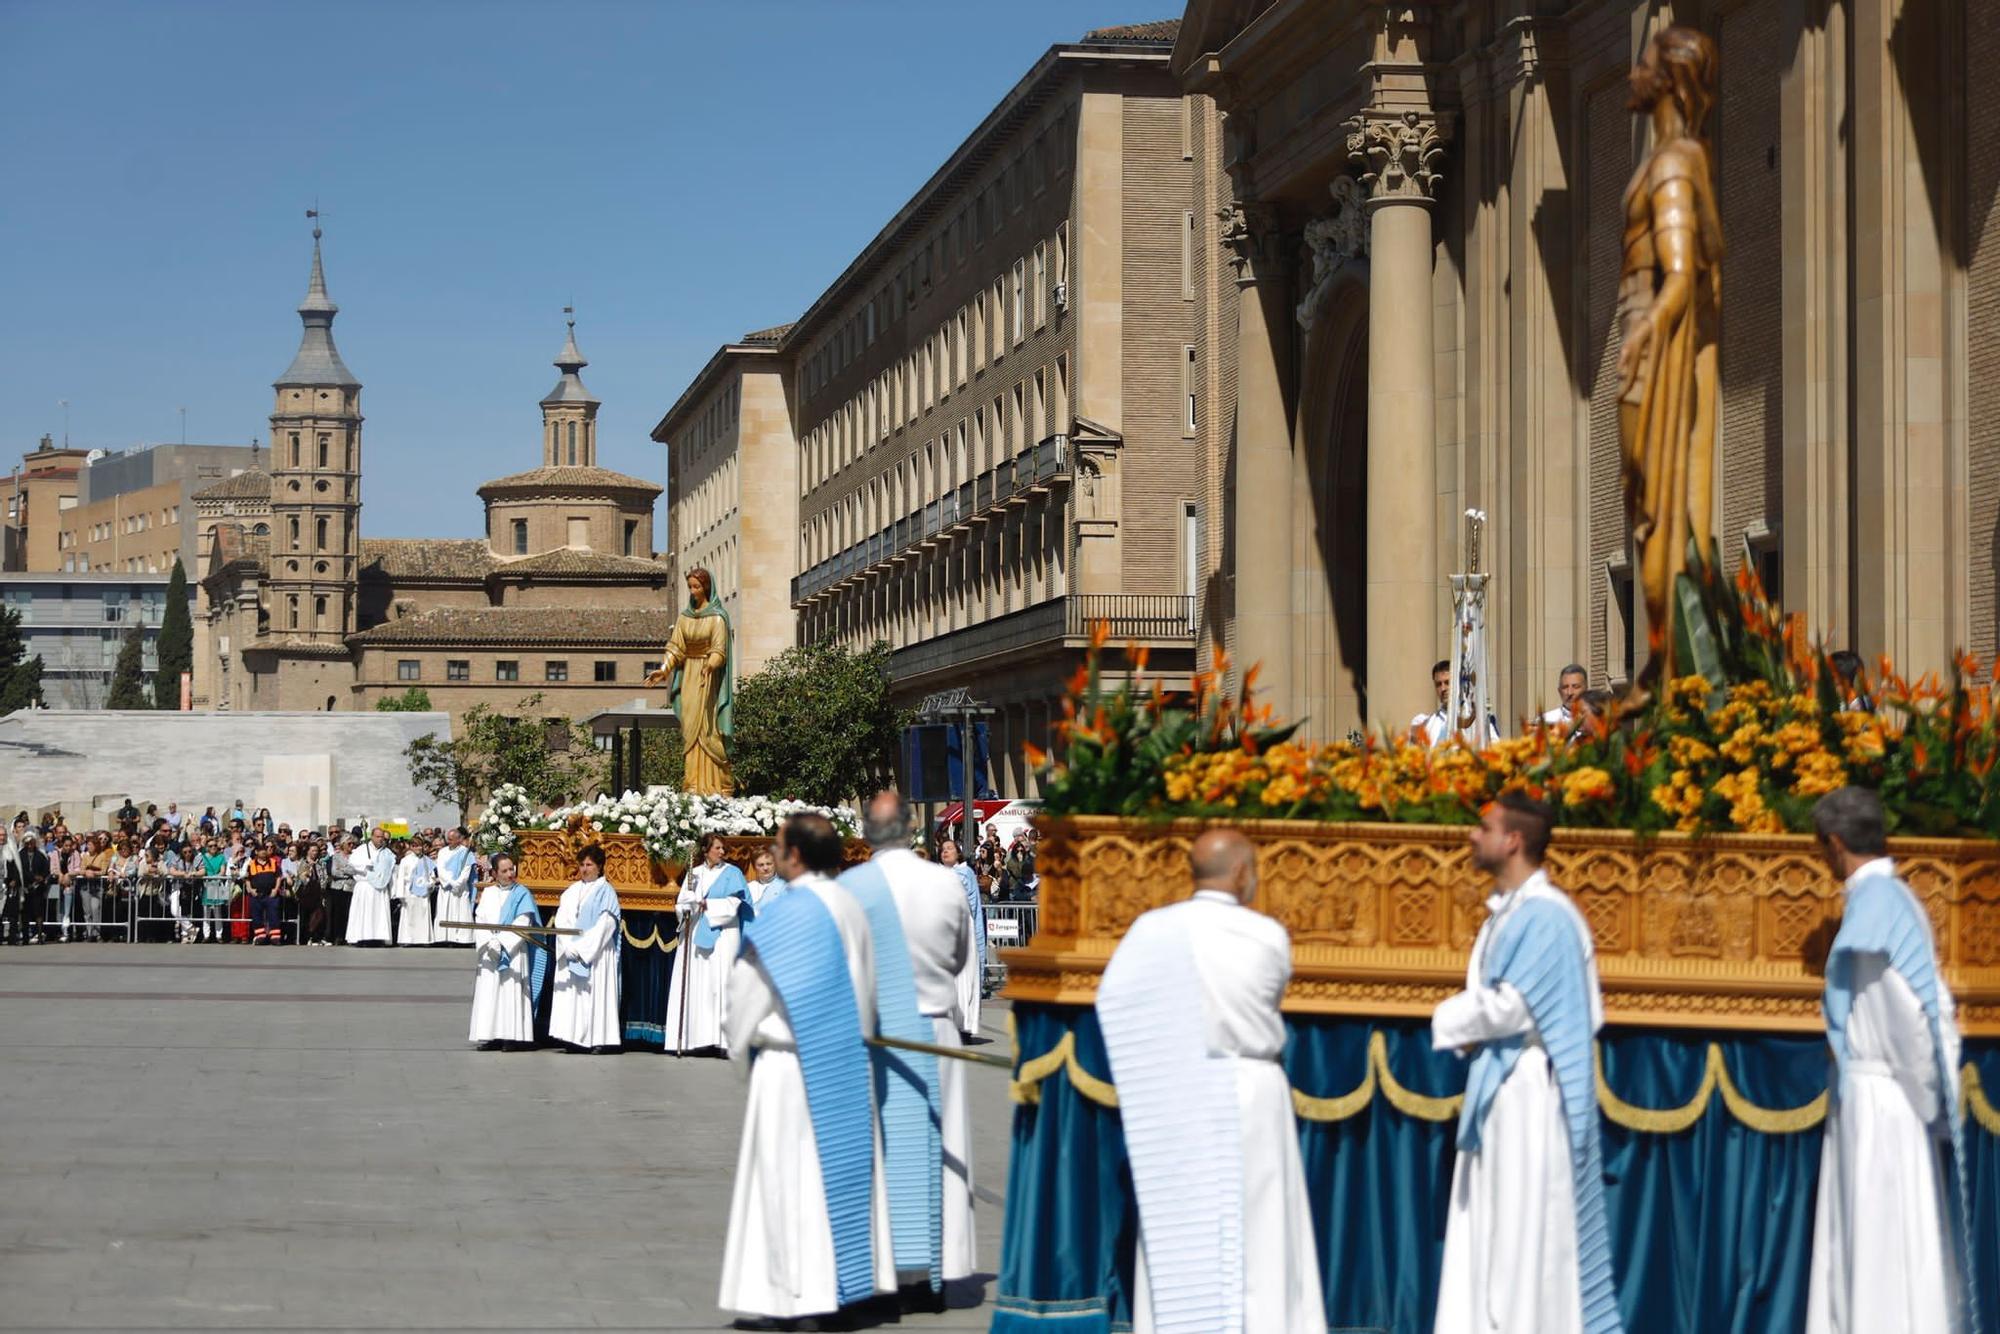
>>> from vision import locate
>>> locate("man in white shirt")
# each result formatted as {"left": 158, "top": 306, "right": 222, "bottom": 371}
{"left": 1539, "top": 663, "right": 1589, "bottom": 732}
{"left": 851, "top": 791, "right": 976, "bottom": 1295}
{"left": 1806, "top": 786, "right": 1970, "bottom": 1332}
{"left": 1097, "top": 828, "right": 1325, "bottom": 1334}
{"left": 1413, "top": 658, "right": 1499, "bottom": 748}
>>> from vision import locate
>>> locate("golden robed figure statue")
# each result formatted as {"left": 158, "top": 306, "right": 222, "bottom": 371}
{"left": 645, "top": 566, "right": 736, "bottom": 795}
{"left": 1617, "top": 25, "right": 1723, "bottom": 680}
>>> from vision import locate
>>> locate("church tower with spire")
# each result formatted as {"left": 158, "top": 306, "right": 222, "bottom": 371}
{"left": 266, "top": 216, "right": 362, "bottom": 650}
{"left": 541, "top": 311, "right": 600, "bottom": 467}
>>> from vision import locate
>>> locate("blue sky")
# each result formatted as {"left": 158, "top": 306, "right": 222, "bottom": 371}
{"left": 0, "top": 1, "right": 1171, "bottom": 538}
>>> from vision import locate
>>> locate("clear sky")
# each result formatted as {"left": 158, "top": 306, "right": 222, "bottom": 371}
{"left": 0, "top": 0, "right": 1172, "bottom": 538}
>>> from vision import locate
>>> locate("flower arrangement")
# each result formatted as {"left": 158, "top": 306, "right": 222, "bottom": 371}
{"left": 1036, "top": 552, "right": 2000, "bottom": 838}
{"left": 472, "top": 782, "right": 538, "bottom": 856}
{"left": 517, "top": 788, "right": 858, "bottom": 866}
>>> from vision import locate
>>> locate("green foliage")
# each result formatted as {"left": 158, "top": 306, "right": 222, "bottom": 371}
{"left": 105, "top": 623, "right": 151, "bottom": 710}
{"left": 0, "top": 606, "right": 45, "bottom": 713}
{"left": 403, "top": 692, "right": 594, "bottom": 816}
{"left": 153, "top": 558, "right": 193, "bottom": 709}
{"left": 375, "top": 686, "right": 433, "bottom": 712}
{"left": 730, "top": 639, "right": 904, "bottom": 806}
{"left": 635, "top": 725, "right": 686, "bottom": 790}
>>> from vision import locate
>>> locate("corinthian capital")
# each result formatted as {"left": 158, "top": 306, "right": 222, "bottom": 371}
{"left": 1344, "top": 110, "right": 1448, "bottom": 203}
{"left": 1218, "top": 200, "right": 1286, "bottom": 281}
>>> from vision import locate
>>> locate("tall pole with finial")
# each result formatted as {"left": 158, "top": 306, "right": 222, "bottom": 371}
{"left": 1446, "top": 508, "right": 1493, "bottom": 745}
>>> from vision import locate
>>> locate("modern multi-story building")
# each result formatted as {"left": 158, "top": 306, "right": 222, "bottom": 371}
{"left": 58, "top": 442, "right": 264, "bottom": 576}
{"left": 657, "top": 22, "right": 1204, "bottom": 794}
{"left": 0, "top": 571, "right": 190, "bottom": 709}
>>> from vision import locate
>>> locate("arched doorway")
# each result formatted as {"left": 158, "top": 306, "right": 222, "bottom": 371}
{"left": 1295, "top": 266, "right": 1369, "bottom": 741}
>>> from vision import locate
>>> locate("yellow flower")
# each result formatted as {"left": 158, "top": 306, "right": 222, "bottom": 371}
{"left": 1791, "top": 750, "right": 1847, "bottom": 798}
{"left": 1668, "top": 736, "right": 1716, "bottom": 767}
{"left": 1719, "top": 721, "right": 1764, "bottom": 766}
{"left": 1561, "top": 766, "right": 1614, "bottom": 807}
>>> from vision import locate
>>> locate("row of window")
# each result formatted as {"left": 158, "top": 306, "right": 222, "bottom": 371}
{"left": 677, "top": 382, "right": 740, "bottom": 461}
{"left": 801, "top": 355, "right": 1068, "bottom": 567}
{"left": 804, "top": 230, "right": 1072, "bottom": 444}
{"left": 58, "top": 552, "right": 179, "bottom": 574}
{"left": 677, "top": 455, "right": 738, "bottom": 547}
{"left": 396, "top": 658, "right": 627, "bottom": 684}
{"left": 285, "top": 429, "right": 352, "bottom": 472}
{"left": 545, "top": 416, "right": 594, "bottom": 467}
{"left": 60, "top": 504, "right": 181, "bottom": 548}
{"left": 0, "top": 589, "right": 167, "bottom": 624}
{"left": 799, "top": 113, "right": 1072, "bottom": 400}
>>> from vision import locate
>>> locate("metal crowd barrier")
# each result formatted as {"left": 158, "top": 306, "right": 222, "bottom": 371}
{"left": 981, "top": 902, "right": 1038, "bottom": 993}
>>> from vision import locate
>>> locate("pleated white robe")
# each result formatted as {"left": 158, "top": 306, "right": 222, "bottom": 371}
{"left": 664, "top": 864, "right": 739, "bottom": 1053}
{"left": 394, "top": 853, "right": 435, "bottom": 946}
{"left": 468, "top": 884, "right": 538, "bottom": 1044}
{"left": 433, "top": 848, "right": 476, "bottom": 945}
{"left": 1805, "top": 954, "right": 1965, "bottom": 1333}
{"left": 1430, "top": 874, "right": 1600, "bottom": 1334}
{"left": 719, "top": 875, "right": 897, "bottom": 1320}
{"left": 549, "top": 878, "right": 622, "bottom": 1050}
{"left": 344, "top": 846, "right": 394, "bottom": 944}
{"left": 1125, "top": 891, "right": 1326, "bottom": 1334}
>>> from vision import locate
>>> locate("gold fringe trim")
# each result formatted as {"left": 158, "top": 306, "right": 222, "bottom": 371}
{"left": 1967, "top": 1063, "right": 2000, "bottom": 1136}
{"left": 619, "top": 921, "right": 679, "bottom": 951}
{"left": 1008, "top": 1034, "right": 1998, "bottom": 1135}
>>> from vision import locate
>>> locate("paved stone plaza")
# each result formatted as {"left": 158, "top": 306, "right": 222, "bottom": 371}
{"left": 0, "top": 946, "right": 1015, "bottom": 1330}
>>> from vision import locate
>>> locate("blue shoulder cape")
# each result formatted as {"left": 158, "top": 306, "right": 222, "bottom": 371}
{"left": 838, "top": 859, "right": 944, "bottom": 1289}
{"left": 566, "top": 879, "right": 620, "bottom": 980}
{"left": 1457, "top": 895, "right": 1622, "bottom": 1334}
{"left": 492, "top": 884, "right": 549, "bottom": 1004}
{"left": 741, "top": 888, "right": 877, "bottom": 1308}
{"left": 1826, "top": 872, "right": 1979, "bottom": 1334}
{"left": 693, "top": 861, "right": 752, "bottom": 950}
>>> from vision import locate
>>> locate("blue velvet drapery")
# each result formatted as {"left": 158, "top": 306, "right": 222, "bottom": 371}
{"left": 617, "top": 909, "right": 674, "bottom": 1048}
{"left": 993, "top": 1002, "right": 2000, "bottom": 1334}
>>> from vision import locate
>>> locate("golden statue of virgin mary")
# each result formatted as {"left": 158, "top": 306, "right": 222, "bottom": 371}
{"left": 644, "top": 566, "right": 736, "bottom": 795}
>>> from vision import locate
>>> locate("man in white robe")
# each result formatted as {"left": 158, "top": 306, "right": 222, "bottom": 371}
{"left": 1412, "top": 658, "right": 1500, "bottom": 748}
{"left": 938, "top": 838, "right": 986, "bottom": 1041}
{"left": 344, "top": 828, "right": 395, "bottom": 946}
{"left": 394, "top": 838, "right": 436, "bottom": 947}
{"left": 1098, "top": 827, "right": 1325, "bottom": 1334}
{"left": 665, "top": 834, "right": 752, "bottom": 1054}
{"left": 1806, "top": 786, "right": 1971, "bottom": 1333}
{"left": 720, "top": 813, "right": 896, "bottom": 1324}
{"left": 549, "top": 844, "right": 622, "bottom": 1051}
{"left": 851, "top": 791, "right": 976, "bottom": 1294}
{"left": 1431, "top": 794, "right": 1621, "bottom": 1334}
{"left": 469, "top": 853, "right": 543, "bottom": 1047}
{"left": 433, "top": 827, "right": 476, "bottom": 946}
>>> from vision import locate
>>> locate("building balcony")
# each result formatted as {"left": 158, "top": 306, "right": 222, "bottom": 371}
{"left": 791, "top": 434, "right": 1070, "bottom": 605}
{"left": 886, "top": 593, "right": 1197, "bottom": 683}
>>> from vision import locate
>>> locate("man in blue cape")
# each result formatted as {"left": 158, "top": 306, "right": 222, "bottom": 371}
{"left": 1431, "top": 793, "right": 1622, "bottom": 1334}
{"left": 719, "top": 813, "right": 894, "bottom": 1325}
{"left": 1806, "top": 785, "right": 1974, "bottom": 1333}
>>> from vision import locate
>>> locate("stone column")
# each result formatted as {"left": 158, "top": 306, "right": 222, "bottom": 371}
{"left": 1222, "top": 202, "right": 1294, "bottom": 714}
{"left": 1349, "top": 111, "right": 1447, "bottom": 727}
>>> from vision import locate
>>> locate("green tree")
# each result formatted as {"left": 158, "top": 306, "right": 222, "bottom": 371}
{"left": 731, "top": 639, "right": 904, "bottom": 805}
{"left": 634, "top": 725, "right": 686, "bottom": 790}
{"left": 0, "top": 606, "right": 45, "bottom": 713}
{"left": 375, "top": 686, "right": 433, "bottom": 712}
{"left": 152, "top": 558, "right": 193, "bottom": 709}
{"left": 404, "top": 692, "right": 594, "bottom": 815}
{"left": 105, "top": 622, "right": 151, "bottom": 709}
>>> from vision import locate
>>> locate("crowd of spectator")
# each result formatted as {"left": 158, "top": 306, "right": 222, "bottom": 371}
{"left": 0, "top": 798, "right": 482, "bottom": 948}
